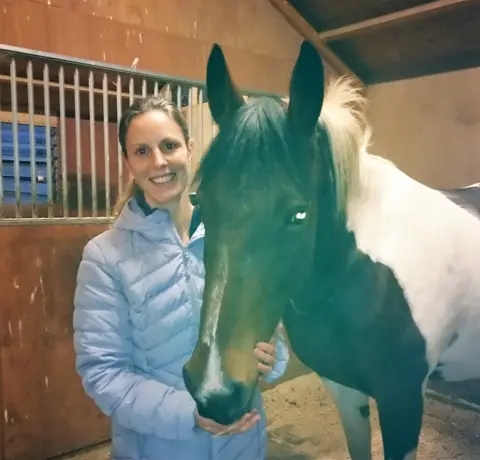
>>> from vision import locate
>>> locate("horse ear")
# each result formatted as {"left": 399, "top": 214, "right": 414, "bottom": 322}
{"left": 206, "top": 44, "right": 245, "bottom": 127}
{"left": 288, "top": 41, "right": 324, "bottom": 135}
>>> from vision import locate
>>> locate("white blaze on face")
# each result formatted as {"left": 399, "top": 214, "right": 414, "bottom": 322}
{"left": 197, "top": 245, "right": 229, "bottom": 404}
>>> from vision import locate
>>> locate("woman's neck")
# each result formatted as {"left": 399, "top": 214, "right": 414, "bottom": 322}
{"left": 137, "top": 185, "right": 194, "bottom": 245}
{"left": 168, "top": 191, "right": 194, "bottom": 244}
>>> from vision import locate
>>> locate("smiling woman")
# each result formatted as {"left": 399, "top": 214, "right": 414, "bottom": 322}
{"left": 72, "top": 92, "right": 291, "bottom": 460}
{"left": 114, "top": 96, "right": 194, "bottom": 240}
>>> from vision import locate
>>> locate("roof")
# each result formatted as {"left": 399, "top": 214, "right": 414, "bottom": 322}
{"left": 268, "top": 0, "right": 480, "bottom": 87}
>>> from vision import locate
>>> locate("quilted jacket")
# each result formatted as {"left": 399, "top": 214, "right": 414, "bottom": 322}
{"left": 73, "top": 197, "right": 290, "bottom": 460}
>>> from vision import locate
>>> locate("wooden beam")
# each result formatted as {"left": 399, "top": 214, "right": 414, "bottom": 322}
{"left": 0, "top": 110, "right": 58, "bottom": 127}
{"left": 318, "top": 0, "right": 476, "bottom": 42}
{"left": 266, "top": 0, "right": 365, "bottom": 88}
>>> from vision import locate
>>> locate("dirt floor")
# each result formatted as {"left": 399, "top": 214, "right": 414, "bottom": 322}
{"left": 62, "top": 373, "right": 480, "bottom": 460}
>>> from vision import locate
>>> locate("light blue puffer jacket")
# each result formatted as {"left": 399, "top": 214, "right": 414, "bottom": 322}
{"left": 73, "top": 197, "right": 290, "bottom": 460}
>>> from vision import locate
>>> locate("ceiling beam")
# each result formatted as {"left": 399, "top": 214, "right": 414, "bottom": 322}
{"left": 266, "top": 0, "right": 365, "bottom": 89}
{"left": 318, "top": 0, "right": 476, "bottom": 42}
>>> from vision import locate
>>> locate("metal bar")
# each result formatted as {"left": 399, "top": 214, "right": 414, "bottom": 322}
{"left": 176, "top": 85, "right": 181, "bottom": 109}
{"left": 129, "top": 77, "right": 134, "bottom": 105}
{"left": 27, "top": 60, "right": 37, "bottom": 217}
{"left": 59, "top": 65, "right": 68, "bottom": 217}
{"left": 10, "top": 57, "right": 20, "bottom": 218}
{"left": 164, "top": 83, "right": 171, "bottom": 101}
{"left": 0, "top": 73, "right": 134, "bottom": 100}
{"left": 89, "top": 70, "right": 97, "bottom": 217}
{"left": 0, "top": 79, "right": 3, "bottom": 217}
{"left": 0, "top": 216, "right": 114, "bottom": 226}
{"left": 142, "top": 78, "right": 147, "bottom": 97}
{"left": 43, "top": 63, "right": 53, "bottom": 218}
{"left": 74, "top": 68, "right": 83, "bottom": 216}
{"left": 103, "top": 72, "right": 111, "bottom": 215}
{"left": 154, "top": 81, "right": 159, "bottom": 96}
{"left": 0, "top": 44, "right": 281, "bottom": 98}
{"left": 116, "top": 74, "right": 123, "bottom": 199}
{"left": 188, "top": 87, "right": 193, "bottom": 137}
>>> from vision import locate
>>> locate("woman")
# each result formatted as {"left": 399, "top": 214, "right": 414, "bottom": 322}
{"left": 73, "top": 94, "right": 290, "bottom": 459}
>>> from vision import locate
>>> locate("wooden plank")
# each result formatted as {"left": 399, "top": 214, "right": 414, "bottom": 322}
{"left": 0, "top": 110, "right": 58, "bottom": 126}
{"left": 0, "top": 0, "right": 49, "bottom": 52}
{"left": 0, "top": 257, "right": 4, "bottom": 460}
{"left": 266, "top": 0, "right": 365, "bottom": 88}
{"left": 0, "top": 225, "right": 110, "bottom": 460}
{"left": 319, "top": 0, "right": 478, "bottom": 42}
{"left": 0, "top": 0, "right": 299, "bottom": 95}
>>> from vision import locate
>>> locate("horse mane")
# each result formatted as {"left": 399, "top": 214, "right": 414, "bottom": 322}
{"left": 316, "top": 76, "right": 371, "bottom": 213}
{"left": 276, "top": 75, "right": 371, "bottom": 213}
{"left": 195, "top": 76, "right": 371, "bottom": 215}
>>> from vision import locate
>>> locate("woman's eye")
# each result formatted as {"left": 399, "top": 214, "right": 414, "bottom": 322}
{"left": 136, "top": 147, "right": 148, "bottom": 156}
{"left": 165, "top": 141, "right": 177, "bottom": 151}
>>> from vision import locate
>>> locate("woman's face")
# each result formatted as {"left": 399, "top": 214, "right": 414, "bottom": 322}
{"left": 125, "top": 109, "right": 192, "bottom": 209}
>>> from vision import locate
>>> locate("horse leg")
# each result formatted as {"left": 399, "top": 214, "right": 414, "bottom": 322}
{"left": 375, "top": 384, "right": 424, "bottom": 460}
{"left": 322, "top": 378, "right": 372, "bottom": 460}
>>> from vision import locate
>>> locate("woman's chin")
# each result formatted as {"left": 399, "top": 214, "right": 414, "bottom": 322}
{"left": 145, "top": 185, "right": 183, "bottom": 209}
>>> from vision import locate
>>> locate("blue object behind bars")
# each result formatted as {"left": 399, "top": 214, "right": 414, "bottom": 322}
{"left": 1, "top": 122, "right": 57, "bottom": 205}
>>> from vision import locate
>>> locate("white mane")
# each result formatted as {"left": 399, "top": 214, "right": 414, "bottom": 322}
{"left": 319, "top": 76, "right": 372, "bottom": 213}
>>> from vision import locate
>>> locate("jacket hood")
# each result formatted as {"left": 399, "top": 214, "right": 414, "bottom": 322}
{"left": 112, "top": 197, "right": 204, "bottom": 243}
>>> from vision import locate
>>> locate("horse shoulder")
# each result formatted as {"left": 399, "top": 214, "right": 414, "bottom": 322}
{"left": 346, "top": 156, "right": 480, "bottom": 374}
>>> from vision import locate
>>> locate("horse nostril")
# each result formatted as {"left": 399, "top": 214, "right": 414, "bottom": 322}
{"left": 229, "top": 381, "right": 246, "bottom": 408}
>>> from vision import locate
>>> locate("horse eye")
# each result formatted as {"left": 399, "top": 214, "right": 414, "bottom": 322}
{"left": 189, "top": 193, "right": 199, "bottom": 207}
{"left": 290, "top": 209, "right": 308, "bottom": 226}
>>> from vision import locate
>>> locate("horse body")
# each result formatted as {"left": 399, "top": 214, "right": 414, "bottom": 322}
{"left": 283, "top": 154, "right": 480, "bottom": 458}
{"left": 345, "top": 155, "right": 480, "bottom": 383}
{"left": 182, "top": 41, "right": 480, "bottom": 460}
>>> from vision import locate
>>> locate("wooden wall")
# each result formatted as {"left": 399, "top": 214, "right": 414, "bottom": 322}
{"left": 0, "top": 225, "right": 110, "bottom": 460}
{"left": 0, "top": 1, "right": 305, "bottom": 459}
{"left": 366, "top": 66, "right": 480, "bottom": 188}
{"left": 0, "top": 0, "right": 303, "bottom": 95}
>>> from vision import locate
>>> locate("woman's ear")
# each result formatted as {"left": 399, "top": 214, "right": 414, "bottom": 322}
{"left": 124, "top": 155, "right": 132, "bottom": 174}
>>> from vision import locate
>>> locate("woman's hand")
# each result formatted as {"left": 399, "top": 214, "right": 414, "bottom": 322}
{"left": 254, "top": 341, "right": 276, "bottom": 377}
{"left": 195, "top": 409, "right": 260, "bottom": 436}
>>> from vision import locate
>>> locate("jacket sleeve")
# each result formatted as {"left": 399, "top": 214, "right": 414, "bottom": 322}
{"left": 263, "top": 323, "right": 290, "bottom": 383}
{"left": 73, "top": 239, "right": 197, "bottom": 440}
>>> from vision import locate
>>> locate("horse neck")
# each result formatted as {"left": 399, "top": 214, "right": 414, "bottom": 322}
{"left": 309, "top": 155, "right": 359, "bottom": 297}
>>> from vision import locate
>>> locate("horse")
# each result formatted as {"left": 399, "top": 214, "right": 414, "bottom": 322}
{"left": 182, "top": 40, "right": 480, "bottom": 460}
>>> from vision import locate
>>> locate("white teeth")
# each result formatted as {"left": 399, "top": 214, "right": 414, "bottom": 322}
{"left": 151, "top": 174, "right": 175, "bottom": 184}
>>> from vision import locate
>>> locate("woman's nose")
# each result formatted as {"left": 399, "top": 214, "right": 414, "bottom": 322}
{"left": 151, "top": 149, "right": 168, "bottom": 167}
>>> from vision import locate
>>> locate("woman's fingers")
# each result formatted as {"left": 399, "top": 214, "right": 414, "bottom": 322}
{"left": 257, "top": 362, "right": 273, "bottom": 375}
{"left": 254, "top": 345, "right": 275, "bottom": 365}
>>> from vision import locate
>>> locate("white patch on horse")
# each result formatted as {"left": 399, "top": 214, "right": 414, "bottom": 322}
{"left": 323, "top": 378, "right": 372, "bottom": 460}
{"left": 197, "top": 244, "right": 229, "bottom": 403}
{"left": 202, "top": 244, "right": 229, "bottom": 347}
{"left": 196, "top": 341, "right": 228, "bottom": 405}
{"left": 345, "top": 153, "right": 480, "bottom": 379}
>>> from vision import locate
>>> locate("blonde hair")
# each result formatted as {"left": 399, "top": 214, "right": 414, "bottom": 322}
{"left": 113, "top": 176, "right": 135, "bottom": 218}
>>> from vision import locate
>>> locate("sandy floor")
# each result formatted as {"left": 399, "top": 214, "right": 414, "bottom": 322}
{"left": 61, "top": 373, "right": 480, "bottom": 460}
